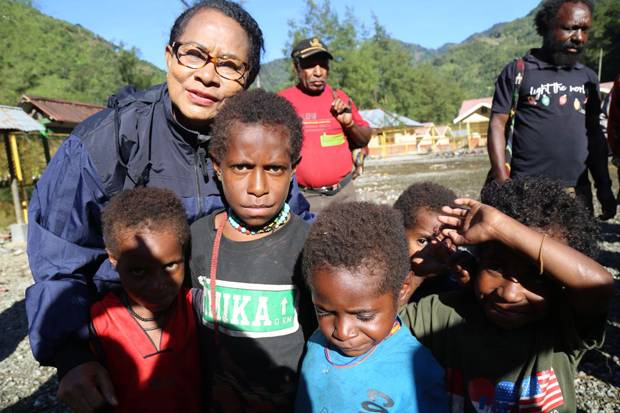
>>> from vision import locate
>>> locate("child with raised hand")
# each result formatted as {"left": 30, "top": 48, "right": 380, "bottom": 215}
{"left": 92, "top": 187, "right": 201, "bottom": 412}
{"left": 295, "top": 201, "right": 448, "bottom": 413}
{"left": 393, "top": 182, "right": 472, "bottom": 300}
{"left": 400, "top": 177, "right": 614, "bottom": 413}
{"left": 189, "top": 89, "right": 314, "bottom": 412}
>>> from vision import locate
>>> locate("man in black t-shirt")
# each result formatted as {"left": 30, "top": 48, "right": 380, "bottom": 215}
{"left": 488, "top": 0, "right": 616, "bottom": 219}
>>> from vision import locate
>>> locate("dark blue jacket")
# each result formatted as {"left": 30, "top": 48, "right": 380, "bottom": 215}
{"left": 25, "top": 83, "right": 312, "bottom": 376}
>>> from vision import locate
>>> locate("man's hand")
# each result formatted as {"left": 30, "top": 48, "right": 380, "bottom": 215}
{"left": 57, "top": 361, "right": 117, "bottom": 413}
{"left": 330, "top": 89, "right": 354, "bottom": 128}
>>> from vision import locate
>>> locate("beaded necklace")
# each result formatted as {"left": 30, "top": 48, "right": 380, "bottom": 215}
{"left": 323, "top": 320, "right": 401, "bottom": 369}
{"left": 227, "top": 203, "right": 290, "bottom": 235}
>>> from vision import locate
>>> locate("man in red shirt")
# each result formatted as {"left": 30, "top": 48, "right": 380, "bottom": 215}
{"left": 279, "top": 38, "right": 372, "bottom": 212}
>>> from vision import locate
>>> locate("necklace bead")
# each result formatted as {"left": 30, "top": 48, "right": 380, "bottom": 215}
{"left": 227, "top": 203, "right": 290, "bottom": 236}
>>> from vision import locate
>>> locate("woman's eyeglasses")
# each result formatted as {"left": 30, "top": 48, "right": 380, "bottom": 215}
{"left": 170, "top": 42, "right": 248, "bottom": 81}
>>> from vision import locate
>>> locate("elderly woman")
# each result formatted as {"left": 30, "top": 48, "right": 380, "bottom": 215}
{"left": 25, "top": 1, "right": 310, "bottom": 411}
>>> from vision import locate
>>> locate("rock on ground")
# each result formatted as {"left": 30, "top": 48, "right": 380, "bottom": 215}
{"left": 1, "top": 154, "right": 619, "bottom": 412}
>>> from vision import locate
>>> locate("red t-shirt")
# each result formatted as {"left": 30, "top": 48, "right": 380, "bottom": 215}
{"left": 90, "top": 289, "right": 202, "bottom": 412}
{"left": 279, "top": 84, "right": 369, "bottom": 188}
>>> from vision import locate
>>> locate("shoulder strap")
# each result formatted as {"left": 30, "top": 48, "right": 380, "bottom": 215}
{"left": 511, "top": 58, "right": 526, "bottom": 115}
{"left": 109, "top": 84, "right": 163, "bottom": 189}
{"left": 504, "top": 58, "right": 526, "bottom": 174}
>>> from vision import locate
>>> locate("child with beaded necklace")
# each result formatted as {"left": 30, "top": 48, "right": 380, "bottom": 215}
{"left": 189, "top": 89, "right": 314, "bottom": 412}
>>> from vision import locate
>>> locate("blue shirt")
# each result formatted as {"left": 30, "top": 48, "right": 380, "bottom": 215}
{"left": 295, "top": 319, "right": 449, "bottom": 413}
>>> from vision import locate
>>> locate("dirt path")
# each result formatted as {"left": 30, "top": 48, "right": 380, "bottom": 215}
{"left": 0, "top": 153, "right": 618, "bottom": 412}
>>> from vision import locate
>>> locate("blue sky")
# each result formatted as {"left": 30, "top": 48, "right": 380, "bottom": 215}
{"left": 36, "top": 0, "right": 540, "bottom": 69}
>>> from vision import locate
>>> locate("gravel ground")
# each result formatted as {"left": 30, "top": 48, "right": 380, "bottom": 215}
{"left": 0, "top": 153, "right": 618, "bottom": 412}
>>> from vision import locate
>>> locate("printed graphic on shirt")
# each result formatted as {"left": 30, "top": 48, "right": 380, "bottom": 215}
{"left": 359, "top": 389, "right": 395, "bottom": 412}
{"left": 528, "top": 82, "right": 586, "bottom": 100}
{"left": 559, "top": 95, "right": 567, "bottom": 106}
{"left": 447, "top": 367, "right": 564, "bottom": 413}
{"left": 526, "top": 81, "right": 588, "bottom": 112}
{"left": 197, "top": 277, "right": 300, "bottom": 338}
{"left": 320, "top": 132, "right": 345, "bottom": 147}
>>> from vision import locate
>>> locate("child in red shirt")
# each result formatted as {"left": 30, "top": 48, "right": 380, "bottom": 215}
{"left": 89, "top": 187, "right": 202, "bottom": 412}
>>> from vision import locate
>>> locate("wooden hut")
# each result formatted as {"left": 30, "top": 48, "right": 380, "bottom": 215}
{"left": 18, "top": 95, "right": 104, "bottom": 166}
{"left": 453, "top": 97, "right": 492, "bottom": 149}
{"left": 359, "top": 109, "right": 422, "bottom": 157}
{"left": 0, "top": 105, "right": 44, "bottom": 233}
{"left": 20, "top": 95, "right": 104, "bottom": 136}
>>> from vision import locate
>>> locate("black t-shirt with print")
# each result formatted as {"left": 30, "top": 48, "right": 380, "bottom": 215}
{"left": 492, "top": 49, "right": 601, "bottom": 186}
{"left": 189, "top": 212, "right": 312, "bottom": 412}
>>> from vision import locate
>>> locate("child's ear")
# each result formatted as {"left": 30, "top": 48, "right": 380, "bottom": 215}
{"left": 107, "top": 249, "right": 118, "bottom": 268}
{"left": 397, "top": 271, "right": 416, "bottom": 306}
{"left": 212, "top": 160, "right": 222, "bottom": 180}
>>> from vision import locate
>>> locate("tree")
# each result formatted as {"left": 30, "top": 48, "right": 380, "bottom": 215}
{"left": 286, "top": 3, "right": 464, "bottom": 123}
{"left": 584, "top": 0, "right": 620, "bottom": 82}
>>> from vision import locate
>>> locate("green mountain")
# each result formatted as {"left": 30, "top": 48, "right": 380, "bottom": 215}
{"left": 262, "top": 0, "right": 619, "bottom": 101}
{"left": 430, "top": 12, "right": 540, "bottom": 98}
{"left": 257, "top": 58, "right": 291, "bottom": 92}
{"left": 258, "top": 41, "right": 436, "bottom": 93}
{"left": 0, "top": 0, "right": 165, "bottom": 106}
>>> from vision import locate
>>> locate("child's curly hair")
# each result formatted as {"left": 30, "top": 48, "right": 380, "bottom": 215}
{"left": 102, "top": 187, "right": 189, "bottom": 256}
{"left": 303, "top": 202, "right": 409, "bottom": 298}
{"left": 393, "top": 182, "right": 457, "bottom": 229}
{"left": 210, "top": 89, "right": 302, "bottom": 164}
{"left": 481, "top": 177, "right": 599, "bottom": 258}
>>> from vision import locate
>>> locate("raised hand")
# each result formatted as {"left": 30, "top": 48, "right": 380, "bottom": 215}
{"left": 330, "top": 88, "right": 354, "bottom": 128}
{"left": 57, "top": 361, "right": 117, "bottom": 413}
{"left": 438, "top": 198, "right": 505, "bottom": 246}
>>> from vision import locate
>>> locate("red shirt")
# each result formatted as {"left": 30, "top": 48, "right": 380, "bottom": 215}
{"left": 90, "top": 289, "right": 202, "bottom": 412}
{"left": 279, "top": 84, "right": 369, "bottom": 188}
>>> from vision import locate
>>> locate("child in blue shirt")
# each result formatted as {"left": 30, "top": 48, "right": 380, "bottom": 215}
{"left": 295, "top": 202, "right": 449, "bottom": 413}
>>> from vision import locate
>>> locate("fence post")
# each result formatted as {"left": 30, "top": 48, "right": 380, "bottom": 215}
{"left": 8, "top": 132, "right": 28, "bottom": 224}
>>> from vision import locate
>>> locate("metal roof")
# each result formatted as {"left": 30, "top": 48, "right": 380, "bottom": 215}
{"left": 0, "top": 105, "right": 45, "bottom": 132}
{"left": 21, "top": 95, "right": 104, "bottom": 125}
{"left": 359, "top": 108, "right": 422, "bottom": 129}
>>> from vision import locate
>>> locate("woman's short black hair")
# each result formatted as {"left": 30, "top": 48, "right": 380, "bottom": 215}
{"left": 169, "top": 0, "right": 264, "bottom": 86}
{"left": 210, "top": 88, "right": 303, "bottom": 164}
{"left": 393, "top": 182, "right": 457, "bottom": 229}
{"left": 303, "top": 202, "right": 410, "bottom": 298}
{"left": 481, "top": 177, "right": 599, "bottom": 258}
{"left": 102, "top": 187, "right": 189, "bottom": 256}
{"left": 534, "top": 0, "right": 594, "bottom": 36}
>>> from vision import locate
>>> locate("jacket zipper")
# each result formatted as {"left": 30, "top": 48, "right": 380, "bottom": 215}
{"left": 194, "top": 150, "right": 203, "bottom": 217}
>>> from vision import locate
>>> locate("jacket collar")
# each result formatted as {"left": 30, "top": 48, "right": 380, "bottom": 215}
{"left": 163, "top": 87, "right": 211, "bottom": 147}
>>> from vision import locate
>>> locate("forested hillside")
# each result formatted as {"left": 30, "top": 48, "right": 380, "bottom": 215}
{"left": 2, "top": 0, "right": 618, "bottom": 122}
{"left": 267, "top": 0, "right": 619, "bottom": 122}
{"left": 0, "top": 0, "right": 165, "bottom": 106}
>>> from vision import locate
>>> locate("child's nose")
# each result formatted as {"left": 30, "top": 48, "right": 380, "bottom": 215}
{"left": 332, "top": 317, "right": 357, "bottom": 342}
{"left": 248, "top": 169, "right": 268, "bottom": 196}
